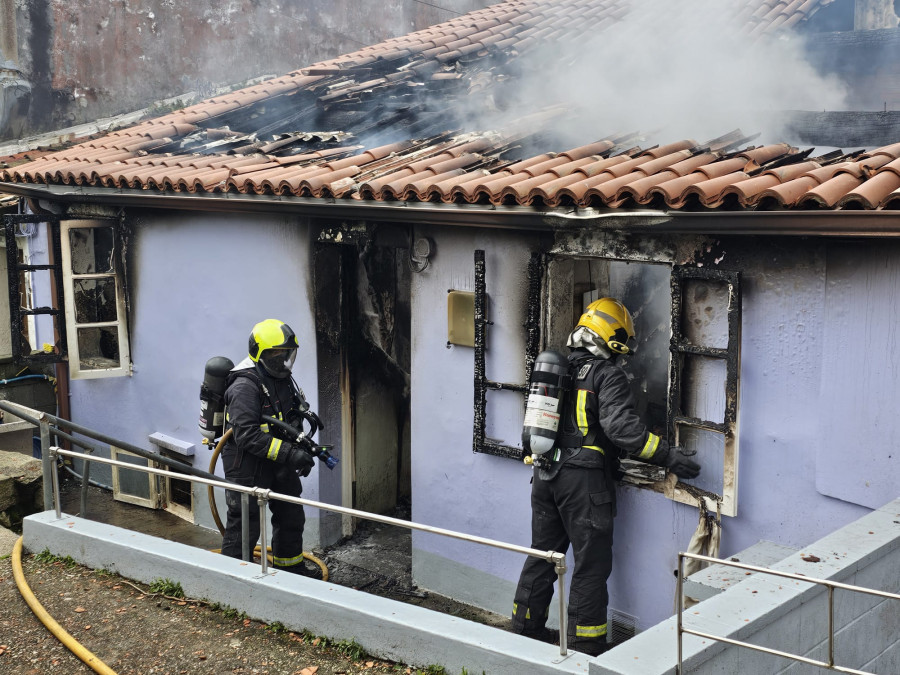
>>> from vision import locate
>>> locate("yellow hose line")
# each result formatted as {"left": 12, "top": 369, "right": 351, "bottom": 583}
{"left": 207, "top": 428, "right": 232, "bottom": 535}
{"left": 207, "top": 431, "right": 329, "bottom": 581}
{"left": 12, "top": 537, "right": 118, "bottom": 675}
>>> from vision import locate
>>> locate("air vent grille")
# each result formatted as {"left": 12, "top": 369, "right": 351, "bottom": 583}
{"left": 608, "top": 608, "right": 637, "bottom": 646}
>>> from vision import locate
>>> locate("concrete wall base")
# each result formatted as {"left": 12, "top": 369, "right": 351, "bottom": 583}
{"left": 23, "top": 511, "right": 595, "bottom": 675}
{"left": 591, "top": 498, "right": 900, "bottom": 675}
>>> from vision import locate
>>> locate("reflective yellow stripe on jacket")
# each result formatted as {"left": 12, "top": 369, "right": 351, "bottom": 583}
{"left": 576, "top": 390, "right": 604, "bottom": 454}
{"left": 638, "top": 432, "right": 660, "bottom": 460}
{"left": 576, "top": 389, "right": 589, "bottom": 436}
{"left": 575, "top": 623, "right": 607, "bottom": 638}
{"left": 266, "top": 437, "right": 283, "bottom": 461}
{"left": 263, "top": 412, "right": 284, "bottom": 460}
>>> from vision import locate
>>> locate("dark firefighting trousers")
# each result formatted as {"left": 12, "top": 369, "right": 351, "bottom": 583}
{"left": 512, "top": 464, "right": 615, "bottom": 655}
{"left": 220, "top": 446, "right": 306, "bottom": 571}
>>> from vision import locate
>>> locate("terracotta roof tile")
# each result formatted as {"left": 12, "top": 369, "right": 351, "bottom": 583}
{"left": 799, "top": 172, "right": 865, "bottom": 208}
{"left": 837, "top": 169, "right": 900, "bottom": 209}
{"left": 722, "top": 160, "right": 821, "bottom": 205}
{"left": 0, "top": 0, "right": 885, "bottom": 214}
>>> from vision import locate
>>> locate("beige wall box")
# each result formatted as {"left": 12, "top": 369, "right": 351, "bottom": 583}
{"left": 447, "top": 290, "right": 483, "bottom": 347}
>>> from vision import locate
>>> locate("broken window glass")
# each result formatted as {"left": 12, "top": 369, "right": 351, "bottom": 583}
{"left": 69, "top": 226, "right": 115, "bottom": 274}
{"left": 76, "top": 326, "right": 121, "bottom": 370}
{"left": 73, "top": 278, "right": 118, "bottom": 324}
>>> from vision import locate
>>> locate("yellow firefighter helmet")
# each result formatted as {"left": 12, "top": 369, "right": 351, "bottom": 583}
{"left": 576, "top": 297, "right": 636, "bottom": 354}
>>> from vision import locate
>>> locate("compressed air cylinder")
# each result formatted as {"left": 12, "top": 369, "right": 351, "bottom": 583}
{"left": 522, "top": 350, "right": 569, "bottom": 455}
{"left": 199, "top": 356, "right": 235, "bottom": 440}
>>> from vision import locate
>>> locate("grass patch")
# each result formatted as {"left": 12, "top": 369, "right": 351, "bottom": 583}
{"left": 149, "top": 578, "right": 184, "bottom": 598}
{"left": 334, "top": 638, "right": 366, "bottom": 660}
{"left": 217, "top": 604, "right": 249, "bottom": 621}
{"left": 34, "top": 548, "right": 78, "bottom": 568}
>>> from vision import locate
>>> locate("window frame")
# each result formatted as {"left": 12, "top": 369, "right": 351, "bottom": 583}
{"left": 666, "top": 266, "right": 742, "bottom": 517}
{"left": 110, "top": 446, "right": 160, "bottom": 509}
{"left": 59, "top": 219, "right": 132, "bottom": 379}
{"left": 3, "top": 214, "right": 68, "bottom": 364}
{"left": 537, "top": 252, "right": 743, "bottom": 516}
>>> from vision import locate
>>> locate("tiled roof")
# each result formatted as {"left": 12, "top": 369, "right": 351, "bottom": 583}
{"left": 7, "top": 0, "right": 899, "bottom": 213}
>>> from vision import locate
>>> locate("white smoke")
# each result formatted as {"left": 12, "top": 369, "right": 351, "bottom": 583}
{"left": 478, "top": 0, "right": 850, "bottom": 148}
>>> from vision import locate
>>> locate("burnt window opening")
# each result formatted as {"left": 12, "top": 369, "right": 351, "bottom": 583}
{"left": 3, "top": 214, "right": 68, "bottom": 364}
{"left": 472, "top": 250, "right": 541, "bottom": 460}
{"left": 498, "top": 254, "right": 742, "bottom": 516}
{"left": 1, "top": 241, "right": 32, "bottom": 359}
{"left": 60, "top": 220, "right": 131, "bottom": 379}
{"left": 159, "top": 450, "right": 194, "bottom": 522}
{"left": 542, "top": 255, "right": 673, "bottom": 446}
{"left": 669, "top": 267, "right": 741, "bottom": 517}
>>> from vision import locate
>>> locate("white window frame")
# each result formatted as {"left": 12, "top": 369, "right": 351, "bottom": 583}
{"left": 59, "top": 219, "right": 131, "bottom": 379}
{"left": 110, "top": 446, "right": 160, "bottom": 509}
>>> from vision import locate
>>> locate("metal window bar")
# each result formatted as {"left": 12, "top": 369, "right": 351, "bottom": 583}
{"left": 472, "top": 249, "right": 543, "bottom": 459}
{"left": 45, "top": 445, "right": 572, "bottom": 655}
{"left": 676, "top": 551, "right": 900, "bottom": 675}
{"left": 3, "top": 213, "right": 68, "bottom": 364}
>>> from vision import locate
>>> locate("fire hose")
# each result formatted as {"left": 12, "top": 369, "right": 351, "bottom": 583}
{"left": 12, "top": 536, "right": 118, "bottom": 675}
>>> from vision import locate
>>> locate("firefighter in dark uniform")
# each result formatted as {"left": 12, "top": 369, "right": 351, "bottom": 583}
{"left": 512, "top": 298, "right": 701, "bottom": 656}
{"left": 220, "top": 319, "right": 319, "bottom": 577}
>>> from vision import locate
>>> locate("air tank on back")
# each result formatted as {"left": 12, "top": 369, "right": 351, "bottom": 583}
{"left": 522, "top": 350, "right": 570, "bottom": 456}
{"left": 199, "top": 356, "right": 235, "bottom": 440}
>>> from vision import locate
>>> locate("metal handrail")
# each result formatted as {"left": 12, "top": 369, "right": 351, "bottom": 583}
{"left": 46, "top": 445, "right": 571, "bottom": 656}
{"left": 676, "top": 551, "right": 900, "bottom": 674}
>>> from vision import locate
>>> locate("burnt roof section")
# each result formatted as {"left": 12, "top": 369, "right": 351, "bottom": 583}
{"left": 8, "top": 0, "right": 900, "bottom": 213}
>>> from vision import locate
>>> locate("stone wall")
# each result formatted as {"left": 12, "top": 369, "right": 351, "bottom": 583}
{"left": 0, "top": 0, "right": 493, "bottom": 139}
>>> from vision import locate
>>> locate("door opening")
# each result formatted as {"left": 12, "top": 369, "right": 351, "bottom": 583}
{"left": 314, "top": 231, "right": 411, "bottom": 544}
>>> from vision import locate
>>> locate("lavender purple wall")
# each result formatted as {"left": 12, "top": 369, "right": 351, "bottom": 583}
{"left": 409, "top": 226, "right": 539, "bottom": 612}
{"left": 65, "top": 211, "right": 322, "bottom": 541}
{"left": 408, "top": 230, "right": 882, "bottom": 632}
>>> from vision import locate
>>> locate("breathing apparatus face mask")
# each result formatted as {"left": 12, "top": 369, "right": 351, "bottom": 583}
{"left": 259, "top": 348, "right": 297, "bottom": 379}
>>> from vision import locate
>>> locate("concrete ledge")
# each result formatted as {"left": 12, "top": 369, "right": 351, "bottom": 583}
{"left": 591, "top": 498, "right": 900, "bottom": 674}
{"left": 23, "top": 511, "right": 594, "bottom": 675}
{"left": 683, "top": 540, "right": 798, "bottom": 603}
{"left": 148, "top": 432, "right": 195, "bottom": 457}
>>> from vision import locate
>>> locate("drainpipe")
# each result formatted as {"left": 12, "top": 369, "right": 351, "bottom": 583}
{"left": 0, "top": 0, "right": 17, "bottom": 66}
{"left": 43, "top": 205, "right": 72, "bottom": 440}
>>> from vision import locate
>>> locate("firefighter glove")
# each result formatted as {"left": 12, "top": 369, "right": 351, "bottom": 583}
{"left": 284, "top": 444, "right": 315, "bottom": 477}
{"left": 665, "top": 446, "right": 701, "bottom": 479}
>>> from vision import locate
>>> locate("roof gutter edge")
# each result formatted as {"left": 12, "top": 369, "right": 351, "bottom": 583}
{"left": 0, "top": 182, "right": 558, "bottom": 230}
{"left": 1, "top": 182, "right": 899, "bottom": 236}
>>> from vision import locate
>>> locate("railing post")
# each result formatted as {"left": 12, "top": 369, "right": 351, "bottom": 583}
{"left": 677, "top": 553, "right": 684, "bottom": 675}
{"left": 241, "top": 492, "right": 251, "bottom": 562}
{"left": 80, "top": 450, "right": 92, "bottom": 518}
{"left": 827, "top": 585, "right": 835, "bottom": 667}
{"left": 39, "top": 414, "right": 53, "bottom": 511}
{"left": 257, "top": 489, "right": 270, "bottom": 574}
{"left": 554, "top": 552, "right": 568, "bottom": 656}
{"left": 49, "top": 446, "right": 61, "bottom": 518}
